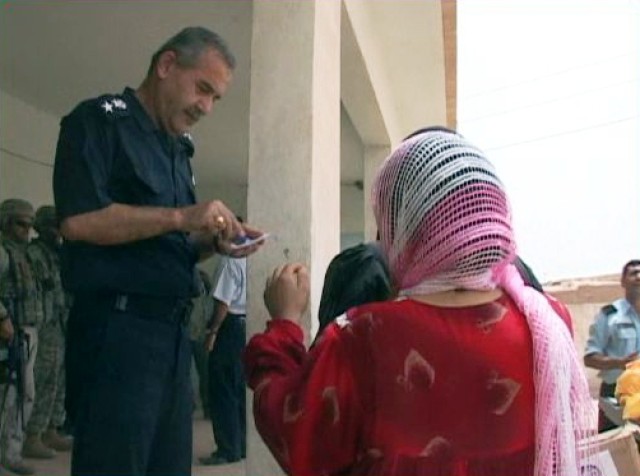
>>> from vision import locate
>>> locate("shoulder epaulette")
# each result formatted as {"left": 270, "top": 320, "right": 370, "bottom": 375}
{"left": 601, "top": 304, "right": 617, "bottom": 316}
{"left": 179, "top": 132, "right": 195, "bottom": 158}
{"left": 96, "top": 94, "right": 130, "bottom": 121}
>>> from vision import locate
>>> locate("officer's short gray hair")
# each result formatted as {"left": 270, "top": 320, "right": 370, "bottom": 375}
{"left": 147, "top": 26, "right": 236, "bottom": 77}
{"left": 0, "top": 198, "right": 34, "bottom": 230}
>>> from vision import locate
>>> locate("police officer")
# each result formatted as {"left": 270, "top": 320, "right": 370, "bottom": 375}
{"left": 0, "top": 199, "right": 42, "bottom": 476}
{"left": 53, "top": 27, "right": 264, "bottom": 476}
{"left": 201, "top": 252, "right": 247, "bottom": 465}
{"left": 584, "top": 259, "right": 640, "bottom": 432}
{"left": 23, "top": 206, "right": 72, "bottom": 459}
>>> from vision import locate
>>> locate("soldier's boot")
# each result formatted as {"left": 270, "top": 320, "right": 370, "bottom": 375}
{"left": 41, "top": 428, "right": 73, "bottom": 452}
{"left": 21, "top": 434, "right": 57, "bottom": 459}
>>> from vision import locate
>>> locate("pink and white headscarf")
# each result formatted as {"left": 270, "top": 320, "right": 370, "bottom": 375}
{"left": 372, "top": 129, "right": 596, "bottom": 476}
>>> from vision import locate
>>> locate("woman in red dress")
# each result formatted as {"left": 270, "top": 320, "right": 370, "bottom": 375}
{"left": 245, "top": 128, "right": 596, "bottom": 476}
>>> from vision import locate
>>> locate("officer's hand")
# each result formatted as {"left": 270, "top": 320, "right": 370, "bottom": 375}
{"left": 264, "top": 263, "right": 310, "bottom": 325}
{"left": 179, "top": 200, "right": 242, "bottom": 241}
{"left": 0, "top": 317, "right": 14, "bottom": 342}
{"left": 216, "top": 224, "right": 266, "bottom": 258}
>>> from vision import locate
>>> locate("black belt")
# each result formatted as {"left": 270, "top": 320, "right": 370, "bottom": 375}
{"left": 82, "top": 293, "right": 192, "bottom": 325}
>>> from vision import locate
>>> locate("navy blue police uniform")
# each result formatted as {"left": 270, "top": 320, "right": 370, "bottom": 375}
{"left": 54, "top": 87, "right": 198, "bottom": 476}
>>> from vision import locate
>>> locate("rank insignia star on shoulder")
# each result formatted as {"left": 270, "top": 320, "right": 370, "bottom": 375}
{"left": 101, "top": 101, "right": 114, "bottom": 113}
{"left": 112, "top": 98, "right": 127, "bottom": 110}
{"left": 99, "top": 95, "right": 129, "bottom": 119}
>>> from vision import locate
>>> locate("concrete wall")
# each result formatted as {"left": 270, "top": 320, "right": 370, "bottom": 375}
{"left": 340, "top": 105, "right": 364, "bottom": 246}
{"left": 568, "top": 301, "right": 609, "bottom": 398}
{"left": 550, "top": 282, "right": 624, "bottom": 397}
{"left": 0, "top": 90, "right": 58, "bottom": 206}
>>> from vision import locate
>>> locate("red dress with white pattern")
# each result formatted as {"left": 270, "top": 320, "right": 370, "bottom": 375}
{"left": 245, "top": 294, "right": 572, "bottom": 476}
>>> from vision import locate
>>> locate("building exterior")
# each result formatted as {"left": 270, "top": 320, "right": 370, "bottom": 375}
{"left": 0, "top": 1, "right": 455, "bottom": 473}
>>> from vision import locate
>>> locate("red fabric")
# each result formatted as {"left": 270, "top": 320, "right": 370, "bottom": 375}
{"left": 245, "top": 295, "right": 573, "bottom": 476}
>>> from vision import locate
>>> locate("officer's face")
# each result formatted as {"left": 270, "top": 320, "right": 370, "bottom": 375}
{"left": 7, "top": 214, "right": 33, "bottom": 243}
{"left": 622, "top": 264, "right": 640, "bottom": 291}
{"left": 157, "top": 48, "right": 232, "bottom": 136}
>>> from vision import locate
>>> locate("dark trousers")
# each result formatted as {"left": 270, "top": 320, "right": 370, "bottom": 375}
{"left": 190, "top": 339, "right": 209, "bottom": 416}
{"left": 599, "top": 382, "right": 618, "bottom": 433}
{"left": 66, "top": 296, "right": 193, "bottom": 476}
{"left": 207, "top": 313, "right": 246, "bottom": 461}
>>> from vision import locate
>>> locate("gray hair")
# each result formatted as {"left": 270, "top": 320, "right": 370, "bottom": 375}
{"left": 147, "top": 26, "right": 236, "bottom": 77}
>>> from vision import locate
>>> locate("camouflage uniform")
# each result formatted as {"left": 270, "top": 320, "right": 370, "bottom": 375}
{"left": 25, "top": 237, "right": 68, "bottom": 435}
{"left": 0, "top": 234, "right": 42, "bottom": 467}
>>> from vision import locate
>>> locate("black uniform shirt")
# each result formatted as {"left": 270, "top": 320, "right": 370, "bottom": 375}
{"left": 53, "top": 87, "right": 199, "bottom": 297}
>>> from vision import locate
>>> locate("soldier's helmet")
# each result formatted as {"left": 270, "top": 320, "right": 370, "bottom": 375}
{"left": 34, "top": 205, "right": 58, "bottom": 233}
{"left": 0, "top": 198, "right": 34, "bottom": 230}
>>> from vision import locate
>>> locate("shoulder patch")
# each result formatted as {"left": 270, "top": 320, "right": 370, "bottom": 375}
{"left": 601, "top": 304, "right": 617, "bottom": 316}
{"left": 97, "top": 94, "right": 130, "bottom": 121}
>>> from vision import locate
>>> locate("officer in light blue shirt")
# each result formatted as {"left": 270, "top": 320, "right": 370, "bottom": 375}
{"left": 201, "top": 246, "right": 247, "bottom": 465}
{"left": 584, "top": 259, "right": 640, "bottom": 432}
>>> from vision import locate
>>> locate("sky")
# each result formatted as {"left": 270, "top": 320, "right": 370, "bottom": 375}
{"left": 457, "top": 0, "right": 640, "bottom": 282}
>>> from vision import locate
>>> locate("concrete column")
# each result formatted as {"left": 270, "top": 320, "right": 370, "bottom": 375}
{"left": 363, "top": 145, "right": 389, "bottom": 241}
{"left": 246, "top": 1, "right": 341, "bottom": 475}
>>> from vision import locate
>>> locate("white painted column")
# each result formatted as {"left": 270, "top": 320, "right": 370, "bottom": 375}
{"left": 246, "top": 1, "right": 341, "bottom": 475}
{"left": 363, "top": 145, "right": 389, "bottom": 241}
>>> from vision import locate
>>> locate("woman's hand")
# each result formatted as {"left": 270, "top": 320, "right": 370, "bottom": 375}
{"left": 263, "top": 263, "right": 310, "bottom": 325}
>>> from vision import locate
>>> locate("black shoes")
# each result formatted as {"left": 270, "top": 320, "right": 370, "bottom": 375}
{"left": 199, "top": 454, "right": 232, "bottom": 466}
{"left": 199, "top": 451, "right": 245, "bottom": 466}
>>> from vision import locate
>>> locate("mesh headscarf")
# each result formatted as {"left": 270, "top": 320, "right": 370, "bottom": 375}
{"left": 372, "top": 129, "right": 595, "bottom": 476}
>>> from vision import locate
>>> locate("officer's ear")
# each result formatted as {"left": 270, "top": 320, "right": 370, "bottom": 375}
{"left": 156, "top": 50, "right": 179, "bottom": 80}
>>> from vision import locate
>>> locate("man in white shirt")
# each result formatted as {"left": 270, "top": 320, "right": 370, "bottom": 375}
{"left": 201, "top": 254, "right": 246, "bottom": 465}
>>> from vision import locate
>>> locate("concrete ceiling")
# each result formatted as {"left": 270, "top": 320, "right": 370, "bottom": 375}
{"left": 0, "top": 0, "right": 253, "bottom": 189}
{"left": 0, "top": 0, "right": 451, "bottom": 191}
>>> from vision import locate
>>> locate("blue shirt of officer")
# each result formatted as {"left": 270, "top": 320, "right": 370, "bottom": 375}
{"left": 585, "top": 298, "right": 640, "bottom": 384}
{"left": 53, "top": 87, "right": 199, "bottom": 297}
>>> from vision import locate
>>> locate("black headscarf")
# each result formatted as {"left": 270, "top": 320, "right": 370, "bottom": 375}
{"left": 318, "top": 242, "right": 393, "bottom": 334}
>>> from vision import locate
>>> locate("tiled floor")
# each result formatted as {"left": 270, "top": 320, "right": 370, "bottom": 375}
{"left": 8, "top": 415, "right": 245, "bottom": 476}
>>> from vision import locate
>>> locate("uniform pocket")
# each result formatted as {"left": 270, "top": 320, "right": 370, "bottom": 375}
{"left": 619, "top": 327, "right": 637, "bottom": 339}
{"left": 117, "top": 128, "right": 168, "bottom": 196}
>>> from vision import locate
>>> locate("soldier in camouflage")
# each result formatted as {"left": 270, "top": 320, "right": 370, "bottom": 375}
{"left": 23, "top": 206, "right": 73, "bottom": 459}
{"left": 0, "top": 199, "right": 41, "bottom": 475}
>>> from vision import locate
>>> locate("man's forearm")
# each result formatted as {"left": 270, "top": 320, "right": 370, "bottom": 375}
{"left": 61, "top": 203, "right": 183, "bottom": 245}
{"left": 584, "top": 353, "right": 626, "bottom": 370}
{"left": 208, "top": 300, "right": 229, "bottom": 333}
